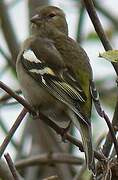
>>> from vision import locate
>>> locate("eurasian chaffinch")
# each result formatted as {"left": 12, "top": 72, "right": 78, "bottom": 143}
{"left": 16, "top": 5, "right": 103, "bottom": 173}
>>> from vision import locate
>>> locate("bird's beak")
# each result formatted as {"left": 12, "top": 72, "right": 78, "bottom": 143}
{"left": 30, "top": 14, "right": 41, "bottom": 23}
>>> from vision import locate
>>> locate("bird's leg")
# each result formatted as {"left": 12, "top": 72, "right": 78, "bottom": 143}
{"left": 30, "top": 106, "right": 40, "bottom": 120}
{"left": 61, "top": 121, "right": 72, "bottom": 142}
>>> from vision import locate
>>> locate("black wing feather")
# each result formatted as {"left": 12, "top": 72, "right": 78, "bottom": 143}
{"left": 21, "top": 48, "right": 90, "bottom": 126}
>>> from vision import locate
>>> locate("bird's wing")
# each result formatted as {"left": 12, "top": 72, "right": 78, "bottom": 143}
{"left": 62, "top": 68, "right": 87, "bottom": 102}
{"left": 21, "top": 38, "right": 90, "bottom": 126}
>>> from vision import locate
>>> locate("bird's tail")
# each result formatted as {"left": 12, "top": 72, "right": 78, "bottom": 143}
{"left": 69, "top": 110, "right": 95, "bottom": 173}
{"left": 79, "top": 122, "right": 95, "bottom": 173}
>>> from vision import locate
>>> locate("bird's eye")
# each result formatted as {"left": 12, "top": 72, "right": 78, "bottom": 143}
{"left": 48, "top": 12, "right": 56, "bottom": 18}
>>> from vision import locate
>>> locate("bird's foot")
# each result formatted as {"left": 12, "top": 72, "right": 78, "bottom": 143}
{"left": 61, "top": 121, "right": 71, "bottom": 142}
{"left": 31, "top": 108, "right": 40, "bottom": 120}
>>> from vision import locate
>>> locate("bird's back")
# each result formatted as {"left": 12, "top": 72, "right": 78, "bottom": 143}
{"left": 50, "top": 33, "right": 93, "bottom": 118}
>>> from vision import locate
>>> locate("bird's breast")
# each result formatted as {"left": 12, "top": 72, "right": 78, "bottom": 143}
{"left": 17, "top": 61, "right": 71, "bottom": 128}
{"left": 16, "top": 58, "right": 54, "bottom": 107}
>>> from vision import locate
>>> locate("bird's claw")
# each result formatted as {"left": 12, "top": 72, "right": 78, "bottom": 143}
{"left": 61, "top": 121, "right": 71, "bottom": 142}
{"left": 31, "top": 109, "right": 40, "bottom": 120}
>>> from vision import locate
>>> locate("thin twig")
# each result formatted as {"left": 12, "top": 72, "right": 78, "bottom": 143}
{"left": 0, "top": 44, "right": 16, "bottom": 73}
{"left": 15, "top": 153, "right": 84, "bottom": 169}
{"left": 4, "top": 153, "right": 20, "bottom": 180}
{"left": 95, "top": 133, "right": 106, "bottom": 150}
{"left": 0, "top": 44, "right": 16, "bottom": 72}
{"left": 37, "top": 112, "right": 106, "bottom": 162}
{"left": 0, "top": 116, "right": 19, "bottom": 149}
{"left": 0, "top": 80, "right": 106, "bottom": 162}
{"left": 1, "top": 101, "right": 19, "bottom": 107}
{"left": 0, "top": 0, "right": 19, "bottom": 63}
{"left": 0, "top": 108, "right": 27, "bottom": 158}
{"left": 82, "top": 0, "right": 118, "bottom": 75}
{"left": 0, "top": 81, "right": 33, "bottom": 113}
{"left": 0, "top": 89, "right": 21, "bottom": 103}
{"left": 0, "top": 45, "right": 12, "bottom": 63}
{"left": 94, "top": 0, "right": 118, "bottom": 31}
{"left": 102, "top": 100, "right": 118, "bottom": 157}
{"left": 83, "top": 0, "right": 112, "bottom": 49}
{"left": 102, "top": 111, "right": 118, "bottom": 160}
{"left": 77, "top": 4, "right": 85, "bottom": 43}
{"left": 83, "top": 0, "right": 118, "bottom": 159}
{"left": 0, "top": 159, "right": 14, "bottom": 180}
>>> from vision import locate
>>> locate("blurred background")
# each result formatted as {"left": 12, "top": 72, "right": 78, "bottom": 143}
{"left": 0, "top": 0, "right": 118, "bottom": 179}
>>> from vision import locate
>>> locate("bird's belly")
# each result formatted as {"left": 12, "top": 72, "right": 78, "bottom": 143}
{"left": 22, "top": 84, "right": 52, "bottom": 107}
{"left": 16, "top": 62, "right": 71, "bottom": 128}
{"left": 21, "top": 79, "right": 71, "bottom": 128}
{"left": 16, "top": 61, "right": 53, "bottom": 106}
{"left": 19, "top": 75, "right": 54, "bottom": 107}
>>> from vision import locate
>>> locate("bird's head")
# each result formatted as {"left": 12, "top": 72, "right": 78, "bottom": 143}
{"left": 30, "top": 6, "right": 68, "bottom": 36}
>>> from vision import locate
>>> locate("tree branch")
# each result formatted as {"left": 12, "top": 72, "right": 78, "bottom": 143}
{"left": 82, "top": 0, "right": 118, "bottom": 75}
{"left": 102, "top": 111, "right": 118, "bottom": 159}
{"left": 102, "top": 100, "right": 118, "bottom": 157}
{"left": 4, "top": 153, "right": 22, "bottom": 180}
{"left": 0, "top": 81, "right": 106, "bottom": 162}
{"left": 0, "top": 45, "right": 15, "bottom": 69}
{"left": 0, "top": 81, "right": 33, "bottom": 113}
{"left": 0, "top": 89, "right": 21, "bottom": 103}
{"left": 94, "top": 0, "right": 118, "bottom": 31}
{"left": 0, "top": 108, "right": 27, "bottom": 158}
{"left": 0, "top": 0, "right": 19, "bottom": 64}
{"left": 15, "top": 153, "right": 84, "bottom": 169}
{"left": 0, "top": 116, "right": 18, "bottom": 149}
{"left": 82, "top": 0, "right": 118, "bottom": 159}
{"left": 0, "top": 159, "right": 14, "bottom": 180}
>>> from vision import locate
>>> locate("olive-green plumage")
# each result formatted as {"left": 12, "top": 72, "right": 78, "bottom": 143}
{"left": 16, "top": 6, "right": 96, "bottom": 173}
{"left": 31, "top": 6, "right": 93, "bottom": 117}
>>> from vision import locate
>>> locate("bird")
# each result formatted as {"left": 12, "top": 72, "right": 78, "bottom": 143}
{"left": 16, "top": 5, "right": 103, "bottom": 173}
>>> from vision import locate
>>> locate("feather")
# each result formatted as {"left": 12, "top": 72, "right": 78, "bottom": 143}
{"left": 21, "top": 48, "right": 90, "bottom": 126}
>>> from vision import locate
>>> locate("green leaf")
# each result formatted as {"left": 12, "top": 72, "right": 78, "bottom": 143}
{"left": 99, "top": 50, "right": 118, "bottom": 62}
